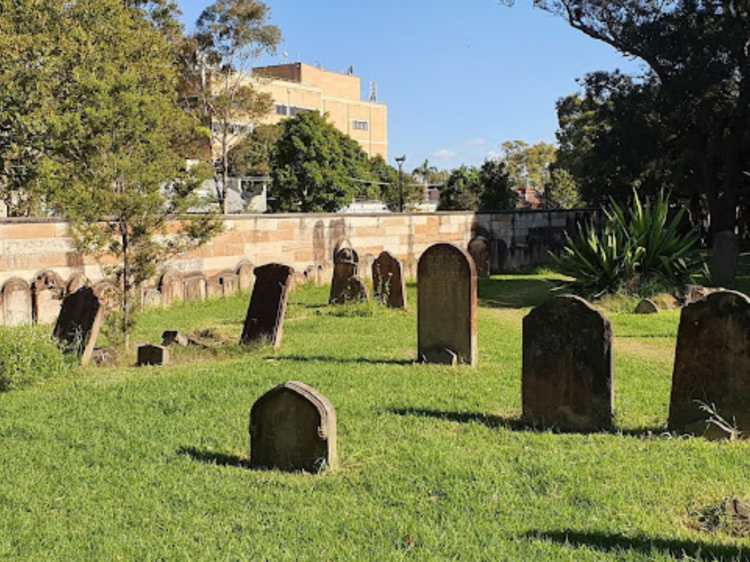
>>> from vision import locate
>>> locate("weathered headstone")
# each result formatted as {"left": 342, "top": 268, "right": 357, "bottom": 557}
{"left": 317, "top": 262, "right": 333, "bottom": 286}
{"left": 53, "top": 286, "right": 104, "bottom": 366}
{"left": 240, "top": 263, "right": 294, "bottom": 348}
{"left": 236, "top": 261, "right": 255, "bottom": 292}
{"left": 1, "top": 278, "right": 32, "bottom": 327}
{"left": 417, "top": 243, "right": 477, "bottom": 366}
{"left": 372, "top": 251, "right": 407, "bottom": 309}
{"left": 206, "top": 275, "right": 223, "bottom": 299}
{"left": 329, "top": 248, "right": 361, "bottom": 304}
{"left": 711, "top": 230, "right": 739, "bottom": 287}
{"left": 249, "top": 381, "right": 337, "bottom": 473}
{"left": 184, "top": 274, "right": 207, "bottom": 302}
{"left": 634, "top": 298, "right": 659, "bottom": 315}
{"left": 137, "top": 344, "right": 170, "bottom": 366}
{"left": 468, "top": 236, "right": 491, "bottom": 278}
{"left": 669, "top": 291, "right": 750, "bottom": 436}
{"left": 219, "top": 271, "right": 240, "bottom": 297}
{"left": 159, "top": 270, "right": 184, "bottom": 307}
{"left": 142, "top": 288, "right": 162, "bottom": 308}
{"left": 31, "top": 271, "right": 65, "bottom": 325}
{"left": 522, "top": 296, "right": 614, "bottom": 431}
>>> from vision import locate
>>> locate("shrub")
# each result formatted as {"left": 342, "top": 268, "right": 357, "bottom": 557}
{"left": 553, "top": 191, "right": 702, "bottom": 298}
{"left": 0, "top": 326, "right": 72, "bottom": 391}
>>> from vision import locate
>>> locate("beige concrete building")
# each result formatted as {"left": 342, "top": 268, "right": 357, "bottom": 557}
{"left": 253, "top": 63, "right": 388, "bottom": 160}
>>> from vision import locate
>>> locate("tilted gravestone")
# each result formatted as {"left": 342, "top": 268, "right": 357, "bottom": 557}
{"left": 159, "top": 270, "right": 184, "bottom": 307}
{"left": 468, "top": 236, "right": 491, "bottom": 279}
{"left": 522, "top": 296, "right": 614, "bottom": 431}
{"left": 249, "top": 381, "right": 337, "bottom": 473}
{"left": 65, "top": 273, "right": 88, "bottom": 296}
{"left": 240, "top": 263, "right": 294, "bottom": 348}
{"left": 53, "top": 286, "right": 104, "bottom": 366}
{"left": 372, "top": 251, "right": 407, "bottom": 309}
{"left": 1, "top": 278, "right": 32, "bottom": 327}
{"left": 31, "top": 271, "right": 65, "bottom": 325}
{"left": 417, "top": 243, "right": 477, "bottom": 366}
{"left": 184, "top": 274, "right": 207, "bottom": 302}
{"left": 236, "top": 261, "right": 255, "bottom": 292}
{"left": 329, "top": 248, "right": 362, "bottom": 304}
{"left": 669, "top": 291, "right": 750, "bottom": 437}
{"left": 137, "top": 344, "right": 170, "bottom": 366}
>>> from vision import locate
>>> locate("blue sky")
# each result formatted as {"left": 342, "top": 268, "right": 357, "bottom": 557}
{"left": 175, "top": 0, "right": 643, "bottom": 171}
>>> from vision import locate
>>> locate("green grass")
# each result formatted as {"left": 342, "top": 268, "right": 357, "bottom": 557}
{"left": 1, "top": 276, "right": 749, "bottom": 560}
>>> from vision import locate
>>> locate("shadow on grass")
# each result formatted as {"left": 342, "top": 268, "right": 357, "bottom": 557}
{"left": 271, "top": 355, "right": 415, "bottom": 366}
{"left": 524, "top": 530, "right": 747, "bottom": 561}
{"left": 478, "top": 277, "right": 560, "bottom": 309}
{"left": 177, "top": 446, "right": 250, "bottom": 469}
{"left": 388, "top": 408, "right": 665, "bottom": 437}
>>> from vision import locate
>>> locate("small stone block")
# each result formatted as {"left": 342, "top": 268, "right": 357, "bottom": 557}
{"left": 137, "top": 344, "right": 169, "bottom": 366}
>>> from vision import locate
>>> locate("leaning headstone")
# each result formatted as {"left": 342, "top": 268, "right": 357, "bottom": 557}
{"left": 137, "top": 344, "right": 170, "bottom": 366}
{"left": 372, "top": 251, "right": 407, "bottom": 309}
{"left": 53, "top": 286, "right": 104, "bottom": 366}
{"left": 711, "top": 231, "right": 739, "bottom": 287}
{"left": 159, "top": 270, "right": 184, "bottom": 307}
{"left": 329, "top": 248, "right": 360, "bottom": 304}
{"left": 249, "top": 381, "right": 337, "bottom": 473}
{"left": 31, "top": 271, "right": 65, "bottom": 325}
{"left": 417, "top": 243, "right": 477, "bottom": 366}
{"left": 236, "top": 261, "right": 255, "bottom": 292}
{"left": 1, "top": 278, "right": 32, "bottom": 327}
{"left": 634, "top": 298, "right": 659, "bottom": 315}
{"left": 669, "top": 291, "right": 750, "bottom": 436}
{"left": 468, "top": 236, "right": 491, "bottom": 278}
{"left": 240, "top": 263, "right": 294, "bottom": 348}
{"left": 65, "top": 273, "right": 88, "bottom": 295}
{"left": 184, "top": 274, "right": 207, "bottom": 302}
{"left": 522, "top": 296, "right": 614, "bottom": 431}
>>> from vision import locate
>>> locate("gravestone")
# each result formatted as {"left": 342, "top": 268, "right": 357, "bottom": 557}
{"left": 137, "top": 344, "right": 169, "bottom": 366}
{"left": 219, "top": 271, "right": 239, "bottom": 297}
{"left": 372, "top": 251, "right": 407, "bottom": 309}
{"left": 1, "top": 278, "right": 32, "bottom": 327}
{"left": 468, "top": 236, "right": 491, "bottom": 278}
{"left": 329, "top": 248, "right": 361, "bottom": 304}
{"left": 249, "top": 381, "right": 337, "bottom": 473}
{"left": 162, "top": 330, "right": 189, "bottom": 347}
{"left": 159, "top": 270, "right": 184, "bottom": 307}
{"left": 522, "top": 296, "right": 614, "bottom": 431}
{"left": 236, "top": 261, "right": 255, "bottom": 292}
{"left": 65, "top": 273, "right": 88, "bottom": 295}
{"left": 669, "top": 291, "right": 750, "bottom": 436}
{"left": 142, "top": 288, "right": 162, "bottom": 308}
{"left": 53, "top": 286, "right": 104, "bottom": 366}
{"left": 417, "top": 243, "right": 477, "bottom": 366}
{"left": 634, "top": 298, "right": 659, "bottom": 315}
{"left": 317, "top": 262, "right": 333, "bottom": 286}
{"left": 184, "top": 274, "right": 207, "bottom": 302}
{"left": 240, "top": 263, "right": 294, "bottom": 348}
{"left": 31, "top": 271, "right": 65, "bottom": 325}
{"left": 711, "top": 231, "right": 739, "bottom": 287}
{"left": 206, "top": 275, "right": 223, "bottom": 299}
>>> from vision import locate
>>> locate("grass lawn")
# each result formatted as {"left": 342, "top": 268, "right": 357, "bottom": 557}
{"left": 1, "top": 273, "right": 749, "bottom": 561}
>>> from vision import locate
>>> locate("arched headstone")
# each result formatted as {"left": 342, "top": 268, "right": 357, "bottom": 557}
{"left": 329, "top": 247, "right": 361, "bottom": 304}
{"left": 669, "top": 291, "right": 750, "bottom": 436}
{"left": 522, "top": 296, "right": 614, "bottom": 431}
{"left": 468, "top": 236, "right": 491, "bottom": 278}
{"left": 372, "top": 251, "right": 406, "bottom": 309}
{"left": 53, "top": 286, "right": 104, "bottom": 366}
{"left": 1, "top": 278, "right": 32, "bottom": 327}
{"left": 236, "top": 261, "right": 255, "bottom": 292}
{"left": 417, "top": 243, "right": 477, "bottom": 366}
{"left": 241, "top": 263, "right": 294, "bottom": 348}
{"left": 218, "top": 271, "right": 239, "bottom": 297}
{"left": 159, "top": 270, "right": 184, "bottom": 307}
{"left": 31, "top": 270, "right": 65, "bottom": 325}
{"left": 249, "top": 381, "right": 337, "bottom": 473}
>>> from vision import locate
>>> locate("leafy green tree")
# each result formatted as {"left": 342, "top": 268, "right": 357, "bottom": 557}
{"left": 477, "top": 159, "right": 516, "bottom": 211}
{"left": 185, "top": 0, "right": 281, "bottom": 212}
{"left": 371, "top": 155, "right": 422, "bottom": 211}
{"left": 501, "top": 140, "right": 557, "bottom": 191}
{"left": 228, "top": 123, "right": 280, "bottom": 177}
{"left": 438, "top": 166, "right": 482, "bottom": 211}
{"left": 545, "top": 167, "right": 583, "bottom": 209}
{"left": 269, "top": 111, "right": 371, "bottom": 212}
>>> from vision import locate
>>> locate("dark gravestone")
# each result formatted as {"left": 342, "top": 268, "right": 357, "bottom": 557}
{"left": 240, "top": 263, "right": 294, "bottom": 348}
{"left": 468, "top": 236, "right": 491, "bottom": 278}
{"left": 137, "top": 344, "right": 170, "bottom": 366}
{"left": 329, "top": 248, "right": 360, "bottom": 304}
{"left": 372, "top": 251, "right": 407, "bottom": 309}
{"left": 669, "top": 291, "right": 750, "bottom": 436}
{"left": 522, "top": 296, "right": 614, "bottom": 431}
{"left": 31, "top": 271, "right": 65, "bottom": 325}
{"left": 417, "top": 243, "right": 477, "bottom": 366}
{"left": 711, "top": 231, "right": 739, "bottom": 287}
{"left": 53, "top": 286, "right": 105, "bottom": 366}
{"left": 1, "top": 278, "right": 32, "bottom": 327}
{"left": 236, "top": 261, "right": 255, "bottom": 292}
{"left": 249, "top": 381, "right": 337, "bottom": 473}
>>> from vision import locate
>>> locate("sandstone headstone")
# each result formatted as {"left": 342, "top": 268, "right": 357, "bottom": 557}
{"left": 206, "top": 275, "right": 223, "bottom": 299}
{"left": 184, "top": 274, "right": 207, "bottom": 302}
{"left": 372, "top": 251, "right": 407, "bottom": 309}
{"left": 317, "top": 262, "right": 333, "bottom": 286}
{"left": 162, "top": 330, "right": 189, "bottom": 347}
{"left": 65, "top": 273, "right": 88, "bottom": 295}
{"left": 159, "top": 270, "right": 184, "bottom": 307}
{"left": 468, "top": 236, "right": 491, "bottom": 278}
{"left": 522, "top": 296, "right": 614, "bottom": 431}
{"left": 31, "top": 271, "right": 65, "bottom": 325}
{"left": 634, "top": 298, "right": 659, "bottom": 315}
{"left": 137, "top": 344, "right": 170, "bottom": 366}
{"left": 1, "top": 278, "right": 32, "bottom": 327}
{"left": 142, "top": 288, "right": 162, "bottom": 308}
{"left": 249, "top": 381, "right": 337, "bottom": 473}
{"left": 711, "top": 230, "right": 739, "bottom": 287}
{"left": 53, "top": 286, "right": 104, "bottom": 366}
{"left": 93, "top": 282, "right": 118, "bottom": 313}
{"left": 236, "top": 261, "right": 255, "bottom": 292}
{"left": 219, "top": 272, "right": 239, "bottom": 297}
{"left": 669, "top": 291, "right": 750, "bottom": 436}
{"left": 240, "top": 263, "right": 294, "bottom": 348}
{"left": 329, "top": 248, "right": 361, "bottom": 304}
{"left": 417, "top": 243, "right": 477, "bottom": 366}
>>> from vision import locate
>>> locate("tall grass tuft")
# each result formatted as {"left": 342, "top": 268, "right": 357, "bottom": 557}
{"left": 0, "top": 325, "right": 72, "bottom": 391}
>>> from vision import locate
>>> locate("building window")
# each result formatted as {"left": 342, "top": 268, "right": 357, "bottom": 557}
{"left": 352, "top": 120, "right": 369, "bottom": 131}
{"left": 275, "top": 104, "right": 288, "bottom": 115}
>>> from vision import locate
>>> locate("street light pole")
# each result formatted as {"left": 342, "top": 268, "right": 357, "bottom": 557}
{"left": 395, "top": 155, "right": 406, "bottom": 212}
